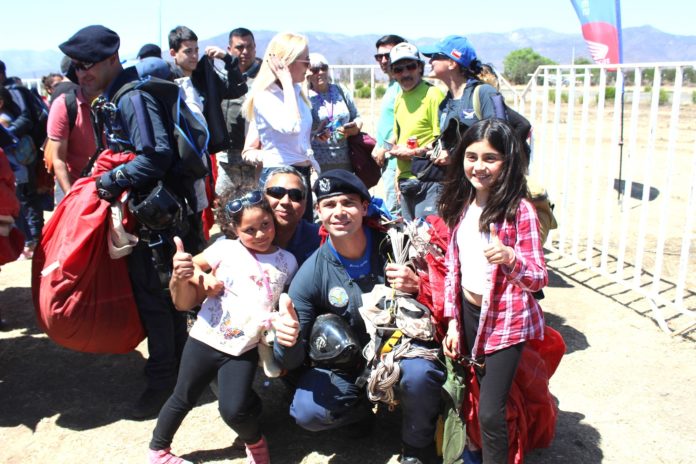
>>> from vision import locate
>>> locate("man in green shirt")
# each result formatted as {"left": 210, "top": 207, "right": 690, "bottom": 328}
{"left": 386, "top": 43, "right": 445, "bottom": 221}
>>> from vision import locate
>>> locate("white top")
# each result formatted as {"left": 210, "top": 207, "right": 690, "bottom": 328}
{"left": 175, "top": 76, "right": 208, "bottom": 128}
{"left": 189, "top": 239, "right": 298, "bottom": 356}
{"left": 253, "top": 83, "right": 318, "bottom": 170}
{"left": 456, "top": 203, "right": 490, "bottom": 296}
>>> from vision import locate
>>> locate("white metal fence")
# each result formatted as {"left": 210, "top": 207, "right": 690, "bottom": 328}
{"left": 516, "top": 62, "right": 696, "bottom": 335}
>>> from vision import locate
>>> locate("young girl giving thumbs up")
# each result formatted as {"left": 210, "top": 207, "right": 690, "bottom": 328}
{"left": 438, "top": 119, "right": 548, "bottom": 464}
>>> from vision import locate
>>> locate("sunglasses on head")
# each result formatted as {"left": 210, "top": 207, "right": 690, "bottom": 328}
{"left": 226, "top": 190, "right": 264, "bottom": 215}
{"left": 265, "top": 186, "right": 305, "bottom": 202}
{"left": 374, "top": 53, "right": 389, "bottom": 62}
{"left": 310, "top": 64, "right": 329, "bottom": 74}
{"left": 391, "top": 62, "right": 419, "bottom": 74}
{"left": 71, "top": 60, "right": 96, "bottom": 72}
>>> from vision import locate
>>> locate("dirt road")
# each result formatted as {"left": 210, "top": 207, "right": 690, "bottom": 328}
{"left": 1, "top": 249, "right": 695, "bottom": 463}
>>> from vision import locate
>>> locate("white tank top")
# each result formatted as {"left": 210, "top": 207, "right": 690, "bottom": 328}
{"left": 456, "top": 203, "right": 489, "bottom": 296}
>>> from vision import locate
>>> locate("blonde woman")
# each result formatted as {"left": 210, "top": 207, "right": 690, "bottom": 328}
{"left": 243, "top": 32, "right": 315, "bottom": 219}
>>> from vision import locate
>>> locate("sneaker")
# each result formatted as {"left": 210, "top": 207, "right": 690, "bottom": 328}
{"left": 245, "top": 436, "right": 270, "bottom": 464}
{"left": 148, "top": 448, "right": 192, "bottom": 464}
{"left": 400, "top": 442, "right": 436, "bottom": 464}
{"left": 130, "top": 387, "right": 172, "bottom": 420}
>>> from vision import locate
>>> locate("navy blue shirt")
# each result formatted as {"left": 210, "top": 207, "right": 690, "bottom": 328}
{"left": 285, "top": 219, "right": 321, "bottom": 267}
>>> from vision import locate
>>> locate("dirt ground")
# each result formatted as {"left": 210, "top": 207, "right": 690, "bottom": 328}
{"left": 1, "top": 247, "right": 695, "bottom": 464}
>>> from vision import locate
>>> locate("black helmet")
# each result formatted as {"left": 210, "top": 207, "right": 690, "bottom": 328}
{"left": 309, "top": 313, "right": 361, "bottom": 368}
{"left": 128, "top": 182, "right": 183, "bottom": 231}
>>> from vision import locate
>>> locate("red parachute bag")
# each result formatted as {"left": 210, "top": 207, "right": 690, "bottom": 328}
{"left": 465, "top": 326, "right": 566, "bottom": 463}
{"left": 31, "top": 150, "right": 144, "bottom": 353}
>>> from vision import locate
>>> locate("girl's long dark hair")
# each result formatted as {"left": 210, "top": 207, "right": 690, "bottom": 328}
{"left": 438, "top": 118, "right": 529, "bottom": 230}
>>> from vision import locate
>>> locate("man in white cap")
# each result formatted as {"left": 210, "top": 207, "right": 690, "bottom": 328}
{"left": 385, "top": 43, "right": 445, "bottom": 222}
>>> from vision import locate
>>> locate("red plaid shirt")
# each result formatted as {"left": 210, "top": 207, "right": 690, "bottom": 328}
{"left": 444, "top": 199, "right": 547, "bottom": 358}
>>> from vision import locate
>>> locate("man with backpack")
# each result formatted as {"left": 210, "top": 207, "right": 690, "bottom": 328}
{"left": 59, "top": 25, "right": 209, "bottom": 420}
{"left": 0, "top": 59, "right": 49, "bottom": 258}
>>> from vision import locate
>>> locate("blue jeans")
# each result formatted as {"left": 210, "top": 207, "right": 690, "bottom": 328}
{"left": 398, "top": 179, "right": 442, "bottom": 222}
{"left": 290, "top": 355, "right": 445, "bottom": 447}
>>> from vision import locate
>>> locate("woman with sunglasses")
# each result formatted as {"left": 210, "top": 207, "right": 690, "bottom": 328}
{"left": 242, "top": 32, "right": 316, "bottom": 220}
{"left": 306, "top": 53, "right": 363, "bottom": 173}
{"left": 149, "top": 188, "right": 298, "bottom": 464}
{"left": 420, "top": 35, "right": 500, "bottom": 150}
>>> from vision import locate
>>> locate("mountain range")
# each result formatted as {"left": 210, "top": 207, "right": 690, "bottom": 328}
{"left": 4, "top": 26, "right": 696, "bottom": 80}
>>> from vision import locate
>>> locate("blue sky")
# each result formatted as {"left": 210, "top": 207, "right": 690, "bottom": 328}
{"left": 3, "top": 0, "right": 694, "bottom": 57}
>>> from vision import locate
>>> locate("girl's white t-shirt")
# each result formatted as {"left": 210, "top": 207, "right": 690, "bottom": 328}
{"left": 189, "top": 239, "right": 298, "bottom": 356}
{"left": 456, "top": 203, "right": 490, "bottom": 296}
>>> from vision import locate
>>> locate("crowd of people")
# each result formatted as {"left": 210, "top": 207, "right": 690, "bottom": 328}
{"left": 0, "top": 24, "right": 562, "bottom": 464}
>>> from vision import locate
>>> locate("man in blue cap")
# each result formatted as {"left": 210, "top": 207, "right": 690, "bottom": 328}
{"left": 273, "top": 169, "right": 445, "bottom": 464}
{"left": 59, "top": 24, "right": 208, "bottom": 420}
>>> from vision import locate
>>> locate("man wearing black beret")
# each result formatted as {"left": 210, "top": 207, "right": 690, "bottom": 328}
{"left": 273, "top": 169, "right": 445, "bottom": 463}
{"left": 59, "top": 25, "right": 207, "bottom": 420}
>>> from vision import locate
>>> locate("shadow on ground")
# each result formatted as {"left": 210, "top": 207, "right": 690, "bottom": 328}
{"left": 180, "top": 376, "right": 402, "bottom": 463}
{"left": 0, "top": 285, "right": 215, "bottom": 432}
{"left": 526, "top": 409, "right": 603, "bottom": 463}
{"left": 545, "top": 312, "right": 589, "bottom": 355}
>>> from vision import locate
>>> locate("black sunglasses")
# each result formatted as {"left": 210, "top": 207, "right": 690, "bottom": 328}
{"left": 374, "top": 53, "right": 389, "bottom": 61}
{"left": 226, "top": 190, "right": 264, "bottom": 214}
{"left": 391, "top": 62, "right": 419, "bottom": 74}
{"left": 71, "top": 60, "right": 96, "bottom": 72}
{"left": 265, "top": 186, "right": 305, "bottom": 202}
{"left": 310, "top": 64, "right": 329, "bottom": 74}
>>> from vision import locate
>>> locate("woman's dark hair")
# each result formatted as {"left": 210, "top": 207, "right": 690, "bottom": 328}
{"left": 456, "top": 58, "right": 483, "bottom": 80}
{"left": 438, "top": 119, "right": 529, "bottom": 230}
{"left": 216, "top": 187, "right": 275, "bottom": 238}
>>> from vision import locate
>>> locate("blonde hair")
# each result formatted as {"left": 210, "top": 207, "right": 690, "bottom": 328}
{"left": 244, "top": 32, "right": 310, "bottom": 118}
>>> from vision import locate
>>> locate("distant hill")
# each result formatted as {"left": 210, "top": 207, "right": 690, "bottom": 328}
{"left": 4, "top": 26, "right": 696, "bottom": 80}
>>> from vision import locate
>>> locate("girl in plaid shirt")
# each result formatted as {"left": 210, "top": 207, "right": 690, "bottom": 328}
{"left": 439, "top": 119, "right": 547, "bottom": 463}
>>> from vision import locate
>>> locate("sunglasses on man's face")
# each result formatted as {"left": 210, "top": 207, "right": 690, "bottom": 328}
{"left": 265, "top": 186, "right": 305, "bottom": 202}
{"left": 310, "top": 64, "right": 329, "bottom": 74}
{"left": 391, "top": 62, "right": 419, "bottom": 74}
{"left": 71, "top": 61, "right": 97, "bottom": 72}
{"left": 226, "top": 190, "right": 264, "bottom": 214}
{"left": 374, "top": 53, "right": 389, "bottom": 62}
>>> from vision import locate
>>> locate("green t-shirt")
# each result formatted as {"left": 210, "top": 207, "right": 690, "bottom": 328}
{"left": 393, "top": 80, "right": 445, "bottom": 179}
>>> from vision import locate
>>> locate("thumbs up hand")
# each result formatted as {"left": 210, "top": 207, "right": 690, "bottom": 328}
{"left": 483, "top": 224, "right": 516, "bottom": 266}
{"left": 172, "top": 236, "right": 194, "bottom": 281}
{"left": 272, "top": 293, "right": 300, "bottom": 347}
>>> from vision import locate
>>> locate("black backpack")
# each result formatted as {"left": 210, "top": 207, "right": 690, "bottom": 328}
{"left": 472, "top": 82, "right": 532, "bottom": 160}
{"left": 109, "top": 76, "right": 210, "bottom": 180}
{"left": 7, "top": 84, "right": 48, "bottom": 148}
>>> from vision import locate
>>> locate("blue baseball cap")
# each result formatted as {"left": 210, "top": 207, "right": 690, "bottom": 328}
{"left": 420, "top": 35, "right": 477, "bottom": 68}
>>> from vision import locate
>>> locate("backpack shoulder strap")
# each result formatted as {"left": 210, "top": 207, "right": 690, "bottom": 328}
{"left": 65, "top": 90, "right": 78, "bottom": 132}
{"left": 472, "top": 84, "right": 483, "bottom": 120}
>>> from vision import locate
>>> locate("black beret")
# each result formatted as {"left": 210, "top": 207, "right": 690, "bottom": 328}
{"left": 59, "top": 25, "right": 120, "bottom": 63}
{"left": 313, "top": 169, "right": 370, "bottom": 203}
{"left": 137, "top": 43, "right": 162, "bottom": 59}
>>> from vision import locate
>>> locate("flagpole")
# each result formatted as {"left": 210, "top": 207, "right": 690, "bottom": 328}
{"left": 616, "top": 0, "right": 625, "bottom": 202}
